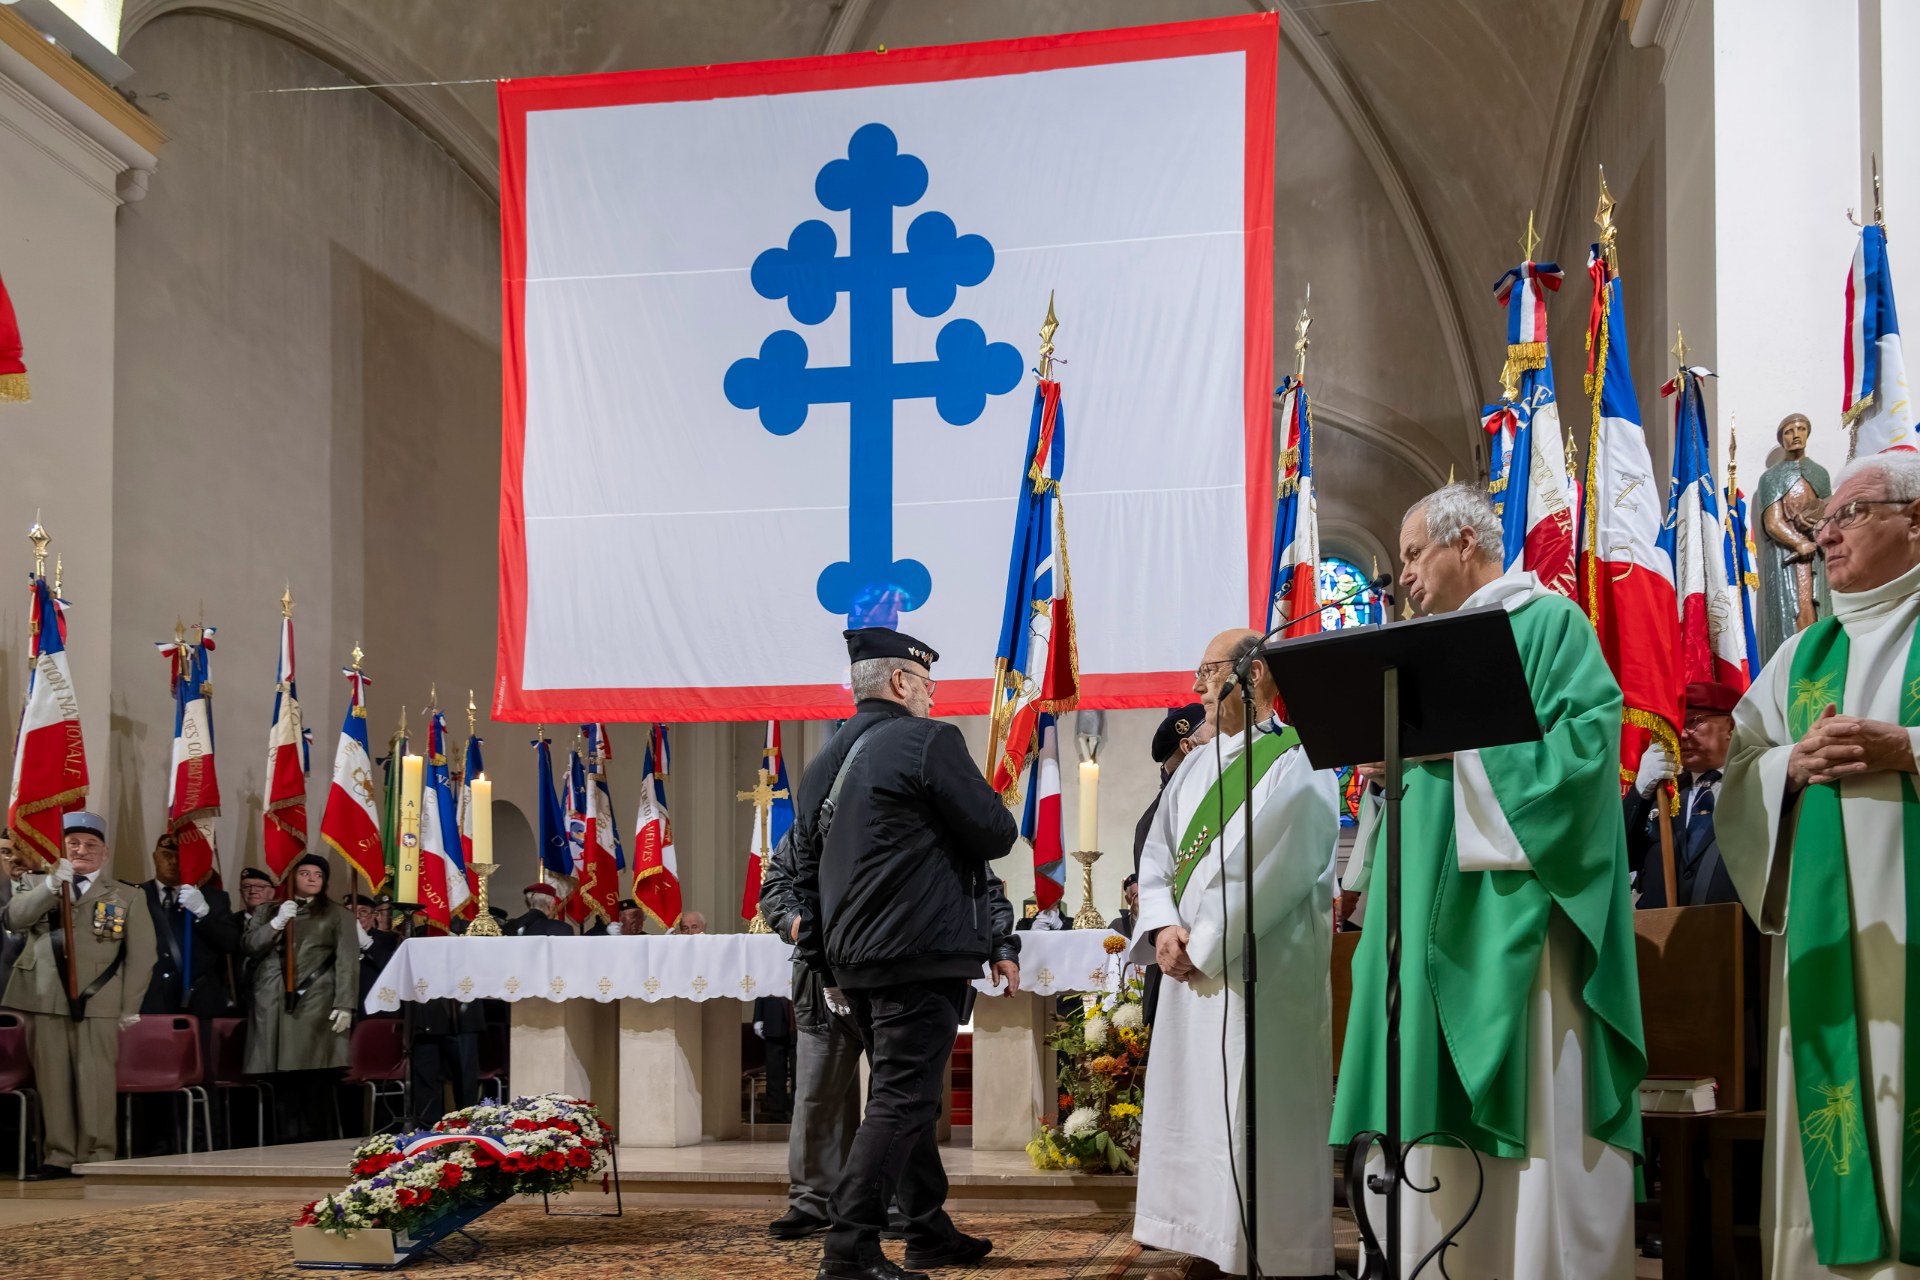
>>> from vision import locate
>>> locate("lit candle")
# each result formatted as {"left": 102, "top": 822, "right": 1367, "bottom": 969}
{"left": 398, "top": 752, "right": 423, "bottom": 905}
{"left": 1078, "top": 759, "right": 1099, "bottom": 852}
{"left": 470, "top": 775, "right": 493, "bottom": 864}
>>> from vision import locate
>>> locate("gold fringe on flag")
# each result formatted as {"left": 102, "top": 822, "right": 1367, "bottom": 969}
{"left": 0, "top": 371, "right": 27, "bottom": 402}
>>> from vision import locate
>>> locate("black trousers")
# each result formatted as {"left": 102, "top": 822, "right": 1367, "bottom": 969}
{"left": 410, "top": 1032, "right": 479, "bottom": 1124}
{"left": 825, "top": 978, "right": 965, "bottom": 1262}
{"left": 763, "top": 1035, "right": 794, "bottom": 1117}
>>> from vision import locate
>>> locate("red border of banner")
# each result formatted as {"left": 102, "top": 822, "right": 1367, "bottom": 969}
{"left": 495, "top": 13, "right": 1277, "bottom": 722}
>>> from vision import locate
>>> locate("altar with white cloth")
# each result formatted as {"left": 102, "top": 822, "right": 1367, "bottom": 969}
{"left": 368, "top": 931, "right": 1126, "bottom": 1149}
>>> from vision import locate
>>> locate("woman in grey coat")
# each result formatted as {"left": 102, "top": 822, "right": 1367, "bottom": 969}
{"left": 244, "top": 853, "right": 358, "bottom": 1138}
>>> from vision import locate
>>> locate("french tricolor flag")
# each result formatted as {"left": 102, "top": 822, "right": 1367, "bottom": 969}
{"left": 262, "top": 612, "right": 309, "bottom": 881}
{"left": 577, "top": 724, "right": 623, "bottom": 925}
{"left": 1658, "top": 365, "right": 1748, "bottom": 691}
{"left": 1019, "top": 713, "right": 1065, "bottom": 912}
{"left": 158, "top": 629, "right": 221, "bottom": 886}
{"left": 6, "top": 575, "right": 88, "bottom": 869}
{"left": 319, "top": 666, "right": 384, "bottom": 890}
{"left": 631, "top": 726, "right": 683, "bottom": 930}
{"left": 1489, "top": 259, "right": 1576, "bottom": 599}
{"left": 1267, "top": 374, "right": 1320, "bottom": 636}
{"left": 456, "top": 730, "right": 485, "bottom": 919}
{"left": 1842, "top": 224, "right": 1914, "bottom": 454}
{"left": 418, "top": 710, "right": 471, "bottom": 929}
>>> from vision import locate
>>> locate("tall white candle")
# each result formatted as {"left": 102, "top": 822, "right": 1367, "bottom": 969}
{"left": 470, "top": 775, "right": 493, "bottom": 864}
{"left": 1078, "top": 759, "right": 1099, "bottom": 851}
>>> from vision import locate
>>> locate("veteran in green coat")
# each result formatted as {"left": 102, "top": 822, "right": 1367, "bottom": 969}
{"left": 2, "top": 810, "right": 156, "bottom": 1177}
{"left": 242, "top": 853, "right": 357, "bottom": 1081}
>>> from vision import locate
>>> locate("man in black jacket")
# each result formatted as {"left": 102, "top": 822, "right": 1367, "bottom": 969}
{"left": 351, "top": 895, "right": 401, "bottom": 1020}
{"left": 793, "top": 627, "right": 1020, "bottom": 1280}
{"left": 507, "top": 883, "right": 574, "bottom": 936}
{"left": 1626, "top": 681, "right": 1741, "bottom": 908}
{"left": 138, "top": 832, "right": 242, "bottom": 1018}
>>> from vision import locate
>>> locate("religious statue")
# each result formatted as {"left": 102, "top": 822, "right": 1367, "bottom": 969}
{"left": 1754, "top": 412, "right": 1832, "bottom": 664}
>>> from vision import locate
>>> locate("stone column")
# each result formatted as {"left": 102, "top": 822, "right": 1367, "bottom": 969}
{"left": 619, "top": 998, "right": 706, "bottom": 1147}
{"left": 509, "top": 999, "right": 620, "bottom": 1130}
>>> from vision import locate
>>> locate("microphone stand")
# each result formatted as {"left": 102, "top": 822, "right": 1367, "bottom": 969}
{"left": 1223, "top": 575, "right": 1388, "bottom": 1275}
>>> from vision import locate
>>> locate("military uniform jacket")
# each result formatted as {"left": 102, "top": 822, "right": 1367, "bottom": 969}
{"left": 2, "top": 871, "right": 156, "bottom": 1021}
{"left": 242, "top": 900, "right": 358, "bottom": 1073}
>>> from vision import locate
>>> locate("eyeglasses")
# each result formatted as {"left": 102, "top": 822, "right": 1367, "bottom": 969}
{"left": 897, "top": 669, "right": 936, "bottom": 693}
{"left": 1194, "top": 659, "right": 1233, "bottom": 683}
{"left": 1813, "top": 499, "right": 1913, "bottom": 536}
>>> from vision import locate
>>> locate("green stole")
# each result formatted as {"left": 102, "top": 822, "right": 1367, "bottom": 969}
{"left": 1169, "top": 726, "right": 1297, "bottom": 907}
{"left": 1784, "top": 615, "right": 1920, "bottom": 1265}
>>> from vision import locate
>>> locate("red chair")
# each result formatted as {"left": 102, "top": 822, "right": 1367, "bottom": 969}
{"left": 477, "top": 1022, "right": 508, "bottom": 1103}
{"left": 117, "top": 1014, "right": 208, "bottom": 1156}
{"left": 336, "top": 1018, "right": 408, "bottom": 1136}
{"left": 0, "top": 1012, "right": 40, "bottom": 1179}
{"left": 206, "top": 1017, "right": 266, "bottom": 1148}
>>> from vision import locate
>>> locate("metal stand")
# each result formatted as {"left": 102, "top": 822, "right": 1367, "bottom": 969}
{"left": 1235, "top": 672, "right": 1261, "bottom": 1273}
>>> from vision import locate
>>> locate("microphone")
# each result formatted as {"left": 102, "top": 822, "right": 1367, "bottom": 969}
{"left": 1220, "top": 573, "right": 1392, "bottom": 697}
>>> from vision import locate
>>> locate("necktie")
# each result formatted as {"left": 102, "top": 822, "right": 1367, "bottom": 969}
{"left": 73, "top": 876, "right": 89, "bottom": 898}
{"left": 1685, "top": 771, "right": 1720, "bottom": 862}
{"left": 164, "top": 887, "right": 176, "bottom": 911}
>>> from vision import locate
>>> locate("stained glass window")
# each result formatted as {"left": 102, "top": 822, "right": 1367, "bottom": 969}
{"left": 1333, "top": 764, "right": 1365, "bottom": 827}
{"left": 1317, "top": 556, "right": 1382, "bottom": 630}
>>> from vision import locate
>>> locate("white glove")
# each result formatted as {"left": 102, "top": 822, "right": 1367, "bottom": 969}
{"left": 823, "top": 986, "right": 852, "bottom": 1017}
{"left": 356, "top": 922, "right": 373, "bottom": 951}
{"left": 176, "top": 884, "right": 209, "bottom": 919}
{"left": 51, "top": 859, "right": 73, "bottom": 885}
{"left": 329, "top": 1009, "right": 352, "bottom": 1035}
{"left": 1635, "top": 739, "right": 1678, "bottom": 797}
{"left": 271, "top": 899, "right": 299, "bottom": 931}
{"left": 605, "top": 922, "right": 622, "bottom": 936}
{"left": 753, "top": 1020, "right": 765, "bottom": 1038}
{"left": 118, "top": 1013, "right": 140, "bottom": 1030}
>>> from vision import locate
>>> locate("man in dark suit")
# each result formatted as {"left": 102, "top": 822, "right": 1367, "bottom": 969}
{"left": 1108, "top": 873, "right": 1138, "bottom": 936}
{"left": 1128, "top": 705, "right": 1205, "bottom": 1026}
{"left": 753, "top": 993, "right": 796, "bottom": 1122}
{"left": 507, "top": 883, "right": 574, "bottom": 936}
{"left": 1627, "top": 681, "right": 1741, "bottom": 908}
{"left": 138, "top": 832, "right": 242, "bottom": 1018}
{"left": 351, "top": 894, "right": 401, "bottom": 1018}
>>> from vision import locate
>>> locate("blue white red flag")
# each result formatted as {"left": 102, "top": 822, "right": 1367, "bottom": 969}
{"left": 631, "top": 725, "right": 683, "bottom": 930}
{"left": 987, "top": 376, "right": 1079, "bottom": 798}
{"left": 1489, "top": 260, "right": 1577, "bottom": 597}
{"left": 532, "top": 732, "right": 574, "bottom": 894}
{"left": 1842, "top": 224, "right": 1914, "bottom": 453}
{"left": 455, "top": 730, "right": 485, "bottom": 920}
{"left": 157, "top": 627, "right": 220, "bottom": 885}
{"left": 1579, "top": 243, "right": 1680, "bottom": 791}
{"left": 7, "top": 574, "right": 87, "bottom": 870}
{"left": 319, "top": 666, "right": 383, "bottom": 890}
{"left": 418, "top": 710, "right": 471, "bottom": 928}
{"left": 1019, "top": 713, "right": 1065, "bottom": 912}
{"left": 561, "top": 746, "right": 590, "bottom": 923}
{"left": 1724, "top": 476, "right": 1762, "bottom": 684}
{"left": 1267, "top": 374, "right": 1320, "bottom": 636}
{"left": 1658, "top": 366, "right": 1748, "bottom": 691}
{"left": 740, "top": 720, "right": 794, "bottom": 924}
{"left": 577, "top": 724, "right": 623, "bottom": 925}
{"left": 263, "top": 611, "right": 309, "bottom": 880}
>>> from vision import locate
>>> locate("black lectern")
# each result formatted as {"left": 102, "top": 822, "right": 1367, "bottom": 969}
{"left": 1265, "top": 605, "right": 1540, "bottom": 1280}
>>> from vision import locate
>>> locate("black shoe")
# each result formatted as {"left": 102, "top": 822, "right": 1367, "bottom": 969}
{"left": 904, "top": 1232, "right": 993, "bottom": 1270}
{"left": 24, "top": 1163, "right": 74, "bottom": 1181}
{"left": 816, "top": 1259, "right": 928, "bottom": 1280}
{"left": 1642, "top": 1234, "right": 1664, "bottom": 1260}
{"left": 769, "top": 1207, "right": 831, "bottom": 1239}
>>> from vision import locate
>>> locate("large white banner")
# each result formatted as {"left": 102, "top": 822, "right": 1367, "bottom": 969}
{"left": 496, "top": 17, "right": 1277, "bottom": 720}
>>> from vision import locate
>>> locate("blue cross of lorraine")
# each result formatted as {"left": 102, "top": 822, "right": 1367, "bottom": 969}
{"left": 724, "top": 123, "right": 1024, "bottom": 626}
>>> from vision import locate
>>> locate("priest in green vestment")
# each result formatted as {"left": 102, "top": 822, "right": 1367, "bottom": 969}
{"left": 1720, "top": 452, "right": 1920, "bottom": 1280}
{"left": 1331, "top": 483, "right": 1646, "bottom": 1279}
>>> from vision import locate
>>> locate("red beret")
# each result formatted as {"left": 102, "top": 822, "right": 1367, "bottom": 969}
{"left": 523, "top": 882, "right": 559, "bottom": 899}
{"left": 1685, "top": 681, "right": 1741, "bottom": 715}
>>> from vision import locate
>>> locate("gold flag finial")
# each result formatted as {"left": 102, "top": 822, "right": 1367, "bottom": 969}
{"left": 350, "top": 643, "right": 364, "bottom": 672}
{"left": 1594, "top": 166, "right": 1618, "bottom": 262}
{"left": 1448, "top": 463, "right": 1456, "bottom": 485}
{"left": 52, "top": 555, "right": 62, "bottom": 596}
{"left": 397, "top": 704, "right": 409, "bottom": 738}
{"left": 1037, "top": 292, "right": 1059, "bottom": 381}
{"left": 1292, "top": 284, "right": 1313, "bottom": 382}
{"left": 1671, "top": 326, "right": 1688, "bottom": 370}
{"left": 27, "top": 514, "right": 48, "bottom": 579}
{"left": 467, "top": 690, "right": 478, "bottom": 740}
{"left": 1728, "top": 413, "right": 1740, "bottom": 490}
{"left": 280, "top": 584, "right": 294, "bottom": 619}
{"left": 1520, "top": 209, "right": 1541, "bottom": 262}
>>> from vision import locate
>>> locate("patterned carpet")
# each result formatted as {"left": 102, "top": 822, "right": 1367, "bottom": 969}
{"left": 11, "top": 1200, "right": 1157, "bottom": 1280}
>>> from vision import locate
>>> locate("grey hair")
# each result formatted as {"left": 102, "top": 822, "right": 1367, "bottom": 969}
{"left": 1836, "top": 453, "right": 1920, "bottom": 503}
{"left": 1406, "top": 483, "right": 1504, "bottom": 564}
{"left": 850, "top": 656, "right": 913, "bottom": 700}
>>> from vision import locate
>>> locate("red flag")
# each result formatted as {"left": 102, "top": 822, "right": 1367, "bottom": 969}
{"left": 263, "top": 611, "right": 309, "bottom": 879}
{"left": 157, "top": 627, "right": 221, "bottom": 886}
{"left": 577, "top": 726, "right": 621, "bottom": 925}
{"left": 631, "top": 726, "right": 683, "bottom": 930}
{"left": 0, "top": 267, "right": 28, "bottom": 404}
{"left": 319, "top": 666, "right": 384, "bottom": 890}
{"left": 7, "top": 575, "right": 85, "bottom": 869}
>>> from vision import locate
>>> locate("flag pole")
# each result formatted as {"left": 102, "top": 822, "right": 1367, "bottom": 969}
{"left": 534, "top": 724, "right": 547, "bottom": 887}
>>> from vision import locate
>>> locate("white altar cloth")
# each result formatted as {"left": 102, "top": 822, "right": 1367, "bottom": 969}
{"left": 990, "top": 930, "right": 1128, "bottom": 996}
{"left": 363, "top": 934, "right": 795, "bottom": 1012}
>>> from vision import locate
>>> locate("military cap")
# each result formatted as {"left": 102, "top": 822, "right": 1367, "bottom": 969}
{"left": 1151, "top": 704, "right": 1207, "bottom": 764}
{"left": 1685, "top": 681, "right": 1742, "bottom": 715}
{"left": 844, "top": 627, "right": 939, "bottom": 668}
{"left": 62, "top": 810, "right": 107, "bottom": 841}
{"left": 239, "top": 866, "right": 274, "bottom": 884}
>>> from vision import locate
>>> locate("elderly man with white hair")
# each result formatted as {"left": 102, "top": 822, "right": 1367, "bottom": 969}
{"left": 1332, "top": 483, "right": 1646, "bottom": 1279}
{"left": 1720, "top": 450, "right": 1920, "bottom": 1279}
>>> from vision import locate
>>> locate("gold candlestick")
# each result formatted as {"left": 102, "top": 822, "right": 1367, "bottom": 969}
{"left": 465, "top": 863, "right": 503, "bottom": 936}
{"left": 1071, "top": 848, "right": 1106, "bottom": 930}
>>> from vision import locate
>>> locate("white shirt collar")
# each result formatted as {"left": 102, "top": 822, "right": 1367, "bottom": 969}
{"left": 1460, "top": 566, "right": 1551, "bottom": 614}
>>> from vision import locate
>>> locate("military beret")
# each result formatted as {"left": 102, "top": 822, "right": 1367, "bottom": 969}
{"left": 524, "top": 882, "right": 559, "bottom": 899}
{"left": 1685, "top": 682, "right": 1741, "bottom": 715}
{"left": 844, "top": 627, "right": 939, "bottom": 668}
{"left": 349, "top": 893, "right": 378, "bottom": 908}
{"left": 239, "top": 867, "right": 274, "bottom": 884}
{"left": 1151, "top": 703, "right": 1207, "bottom": 764}
{"left": 619, "top": 898, "right": 638, "bottom": 910}
{"left": 63, "top": 810, "right": 107, "bottom": 841}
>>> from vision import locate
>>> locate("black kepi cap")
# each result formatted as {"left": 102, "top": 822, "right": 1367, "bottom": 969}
{"left": 1151, "top": 704, "right": 1207, "bottom": 764}
{"left": 844, "top": 627, "right": 939, "bottom": 668}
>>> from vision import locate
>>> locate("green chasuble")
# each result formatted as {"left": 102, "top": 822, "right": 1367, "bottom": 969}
{"left": 1331, "top": 589, "right": 1646, "bottom": 1159}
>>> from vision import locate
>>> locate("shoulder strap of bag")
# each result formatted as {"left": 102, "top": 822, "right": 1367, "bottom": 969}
{"left": 818, "top": 717, "right": 896, "bottom": 836}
